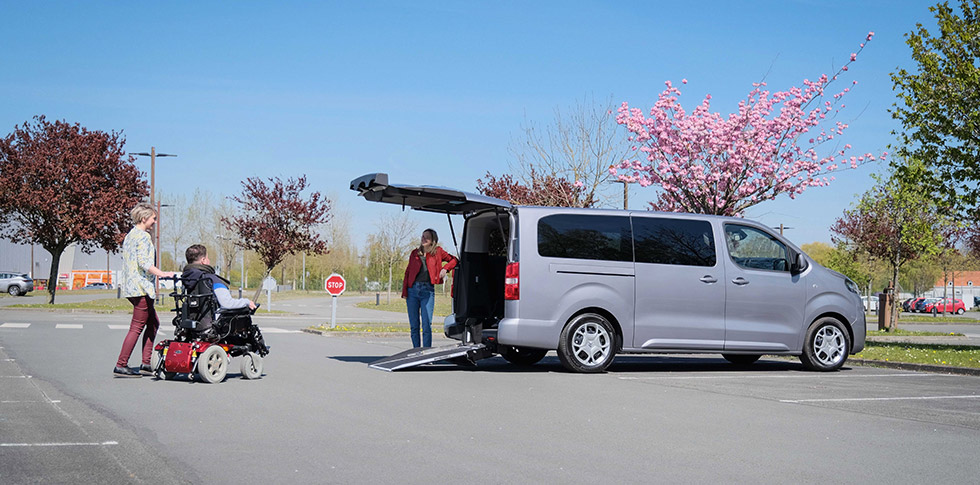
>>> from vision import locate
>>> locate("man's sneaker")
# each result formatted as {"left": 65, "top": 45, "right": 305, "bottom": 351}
{"left": 139, "top": 364, "right": 154, "bottom": 376}
{"left": 113, "top": 366, "right": 141, "bottom": 378}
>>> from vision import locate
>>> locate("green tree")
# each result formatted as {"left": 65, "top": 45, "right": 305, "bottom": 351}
{"left": 891, "top": 0, "right": 980, "bottom": 211}
{"left": 831, "top": 158, "right": 943, "bottom": 330}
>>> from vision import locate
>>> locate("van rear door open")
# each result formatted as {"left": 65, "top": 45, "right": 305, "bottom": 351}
{"left": 350, "top": 173, "right": 511, "bottom": 215}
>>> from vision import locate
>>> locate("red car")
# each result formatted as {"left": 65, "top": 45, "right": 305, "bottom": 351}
{"left": 923, "top": 298, "right": 966, "bottom": 315}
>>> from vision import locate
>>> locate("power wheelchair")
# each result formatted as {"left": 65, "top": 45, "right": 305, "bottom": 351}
{"left": 150, "top": 276, "right": 269, "bottom": 383}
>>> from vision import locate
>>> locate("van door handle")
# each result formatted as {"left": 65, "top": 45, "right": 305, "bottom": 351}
{"left": 732, "top": 277, "right": 749, "bottom": 286}
{"left": 699, "top": 276, "right": 717, "bottom": 284}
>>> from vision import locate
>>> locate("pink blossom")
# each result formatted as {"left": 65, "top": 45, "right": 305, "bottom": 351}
{"left": 867, "top": 31, "right": 874, "bottom": 41}
{"left": 850, "top": 53, "right": 857, "bottom": 61}
{"left": 682, "top": 79, "right": 688, "bottom": 84}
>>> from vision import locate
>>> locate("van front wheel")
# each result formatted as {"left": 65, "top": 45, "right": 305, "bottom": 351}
{"left": 800, "top": 317, "right": 850, "bottom": 371}
{"left": 558, "top": 313, "right": 616, "bottom": 373}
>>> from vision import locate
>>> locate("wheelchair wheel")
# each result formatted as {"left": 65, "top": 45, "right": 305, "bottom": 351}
{"left": 196, "top": 345, "right": 228, "bottom": 384}
{"left": 150, "top": 349, "right": 176, "bottom": 380}
{"left": 240, "top": 352, "right": 263, "bottom": 379}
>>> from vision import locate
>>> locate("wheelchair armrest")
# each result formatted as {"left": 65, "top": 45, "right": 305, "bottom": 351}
{"left": 178, "top": 319, "right": 200, "bottom": 330}
{"left": 221, "top": 307, "right": 252, "bottom": 316}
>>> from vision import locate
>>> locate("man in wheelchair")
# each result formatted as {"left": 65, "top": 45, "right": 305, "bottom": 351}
{"left": 179, "top": 244, "right": 267, "bottom": 355}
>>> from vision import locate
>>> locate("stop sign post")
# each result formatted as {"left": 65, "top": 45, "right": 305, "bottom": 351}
{"left": 325, "top": 273, "right": 346, "bottom": 328}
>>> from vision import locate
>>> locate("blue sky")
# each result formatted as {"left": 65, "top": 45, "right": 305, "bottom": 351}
{"left": 0, "top": 1, "right": 938, "bottom": 250}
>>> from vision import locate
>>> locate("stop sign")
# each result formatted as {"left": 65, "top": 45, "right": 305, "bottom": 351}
{"left": 325, "top": 273, "right": 346, "bottom": 296}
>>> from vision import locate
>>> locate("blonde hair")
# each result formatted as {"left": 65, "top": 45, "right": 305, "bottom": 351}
{"left": 131, "top": 202, "right": 156, "bottom": 225}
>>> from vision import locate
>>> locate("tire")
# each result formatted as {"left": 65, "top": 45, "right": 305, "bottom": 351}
{"left": 722, "top": 354, "right": 761, "bottom": 365}
{"left": 956, "top": 308, "right": 965, "bottom": 315}
{"left": 800, "top": 317, "right": 850, "bottom": 372}
{"left": 8, "top": 286, "right": 20, "bottom": 296}
{"left": 498, "top": 345, "right": 548, "bottom": 366}
{"left": 150, "top": 349, "right": 176, "bottom": 380}
{"left": 557, "top": 313, "right": 616, "bottom": 373}
{"left": 240, "top": 352, "right": 263, "bottom": 379}
{"left": 196, "top": 345, "right": 228, "bottom": 383}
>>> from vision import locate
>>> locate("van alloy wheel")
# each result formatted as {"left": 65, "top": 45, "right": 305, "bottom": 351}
{"left": 558, "top": 313, "right": 616, "bottom": 373}
{"left": 800, "top": 317, "right": 850, "bottom": 371}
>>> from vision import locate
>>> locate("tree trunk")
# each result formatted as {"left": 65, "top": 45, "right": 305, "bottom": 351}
{"left": 251, "top": 268, "right": 272, "bottom": 302}
{"left": 387, "top": 261, "right": 393, "bottom": 305}
{"left": 889, "top": 253, "right": 900, "bottom": 332}
{"left": 44, "top": 245, "right": 66, "bottom": 305}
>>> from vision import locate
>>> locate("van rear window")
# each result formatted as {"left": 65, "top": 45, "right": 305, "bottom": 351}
{"left": 633, "top": 217, "right": 716, "bottom": 267}
{"left": 537, "top": 215, "right": 632, "bottom": 262}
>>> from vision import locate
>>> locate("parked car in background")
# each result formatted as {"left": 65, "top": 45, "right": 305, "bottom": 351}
{"left": 914, "top": 298, "right": 939, "bottom": 313}
{"left": 861, "top": 296, "right": 879, "bottom": 312}
{"left": 905, "top": 297, "right": 926, "bottom": 312}
{"left": 0, "top": 272, "right": 34, "bottom": 296}
{"left": 923, "top": 298, "right": 966, "bottom": 315}
{"left": 902, "top": 298, "right": 915, "bottom": 312}
{"left": 81, "top": 282, "right": 112, "bottom": 290}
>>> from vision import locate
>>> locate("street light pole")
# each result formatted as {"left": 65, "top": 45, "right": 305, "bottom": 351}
{"left": 132, "top": 147, "right": 177, "bottom": 301}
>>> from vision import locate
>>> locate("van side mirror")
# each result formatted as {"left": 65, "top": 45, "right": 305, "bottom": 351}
{"left": 790, "top": 253, "right": 806, "bottom": 275}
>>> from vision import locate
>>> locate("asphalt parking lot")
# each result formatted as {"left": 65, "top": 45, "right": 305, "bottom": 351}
{"left": 1, "top": 308, "right": 979, "bottom": 483}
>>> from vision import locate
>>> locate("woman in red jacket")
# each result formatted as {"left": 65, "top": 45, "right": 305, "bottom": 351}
{"left": 402, "top": 228, "right": 458, "bottom": 348}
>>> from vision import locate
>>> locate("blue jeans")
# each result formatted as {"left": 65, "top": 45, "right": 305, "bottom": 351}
{"left": 406, "top": 281, "right": 435, "bottom": 348}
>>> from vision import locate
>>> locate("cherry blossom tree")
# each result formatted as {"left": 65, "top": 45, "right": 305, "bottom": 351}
{"left": 0, "top": 116, "right": 146, "bottom": 304}
{"left": 222, "top": 176, "right": 330, "bottom": 301}
{"left": 613, "top": 33, "right": 885, "bottom": 215}
{"left": 476, "top": 167, "right": 596, "bottom": 208}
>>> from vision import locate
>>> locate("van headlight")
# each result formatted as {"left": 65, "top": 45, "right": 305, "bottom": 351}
{"left": 844, "top": 278, "right": 860, "bottom": 295}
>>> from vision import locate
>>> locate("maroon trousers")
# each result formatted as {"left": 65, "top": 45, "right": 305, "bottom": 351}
{"left": 115, "top": 296, "right": 159, "bottom": 367}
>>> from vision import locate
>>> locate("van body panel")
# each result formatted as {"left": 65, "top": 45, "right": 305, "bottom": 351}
{"left": 633, "top": 259, "right": 726, "bottom": 350}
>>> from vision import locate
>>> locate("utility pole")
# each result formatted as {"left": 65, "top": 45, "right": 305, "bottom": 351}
{"left": 132, "top": 147, "right": 177, "bottom": 302}
{"left": 778, "top": 224, "right": 793, "bottom": 236}
{"left": 614, "top": 180, "right": 629, "bottom": 210}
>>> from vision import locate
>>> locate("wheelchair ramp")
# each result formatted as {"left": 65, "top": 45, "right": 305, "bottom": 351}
{"left": 369, "top": 343, "right": 492, "bottom": 371}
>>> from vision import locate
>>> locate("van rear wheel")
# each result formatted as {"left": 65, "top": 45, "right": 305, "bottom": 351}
{"left": 499, "top": 345, "right": 548, "bottom": 366}
{"left": 722, "top": 354, "right": 761, "bottom": 365}
{"left": 800, "top": 317, "right": 850, "bottom": 371}
{"left": 558, "top": 313, "right": 616, "bottom": 373}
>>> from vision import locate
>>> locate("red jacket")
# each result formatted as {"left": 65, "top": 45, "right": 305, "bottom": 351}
{"left": 402, "top": 246, "right": 458, "bottom": 298}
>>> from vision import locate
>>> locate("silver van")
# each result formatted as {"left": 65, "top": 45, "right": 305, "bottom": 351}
{"left": 352, "top": 173, "right": 865, "bottom": 373}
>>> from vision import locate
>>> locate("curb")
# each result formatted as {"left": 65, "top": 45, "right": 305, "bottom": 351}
{"left": 849, "top": 358, "right": 980, "bottom": 377}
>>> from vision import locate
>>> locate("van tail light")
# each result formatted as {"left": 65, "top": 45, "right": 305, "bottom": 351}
{"left": 504, "top": 262, "right": 519, "bottom": 300}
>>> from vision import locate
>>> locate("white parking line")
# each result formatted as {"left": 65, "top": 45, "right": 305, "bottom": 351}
{"left": 1, "top": 441, "right": 119, "bottom": 447}
{"left": 108, "top": 325, "right": 129, "bottom": 330}
{"left": 0, "top": 323, "right": 31, "bottom": 328}
{"left": 782, "top": 395, "right": 980, "bottom": 403}
{"left": 55, "top": 324, "right": 83, "bottom": 329}
{"left": 618, "top": 373, "right": 952, "bottom": 380}
{"left": 2, "top": 400, "right": 61, "bottom": 403}
{"left": 261, "top": 327, "right": 302, "bottom": 334}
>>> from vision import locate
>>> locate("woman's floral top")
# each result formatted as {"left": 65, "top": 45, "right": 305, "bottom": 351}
{"left": 120, "top": 227, "right": 155, "bottom": 298}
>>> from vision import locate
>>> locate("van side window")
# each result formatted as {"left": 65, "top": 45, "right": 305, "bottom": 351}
{"left": 633, "top": 217, "right": 716, "bottom": 267}
{"left": 724, "top": 224, "right": 791, "bottom": 272}
{"left": 538, "top": 214, "right": 632, "bottom": 262}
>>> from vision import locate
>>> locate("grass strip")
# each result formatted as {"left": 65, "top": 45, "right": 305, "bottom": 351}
{"left": 855, "top": 341, "right": 980, "bottom": 369}
{"left": 355, "top": 299, "right": 453, "bottom": 317}
{"left": 867, "top": 329, "right": 964, "bottom": 337}
{"left": 866, "top": 313, "right": 978, "bottom": 324}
